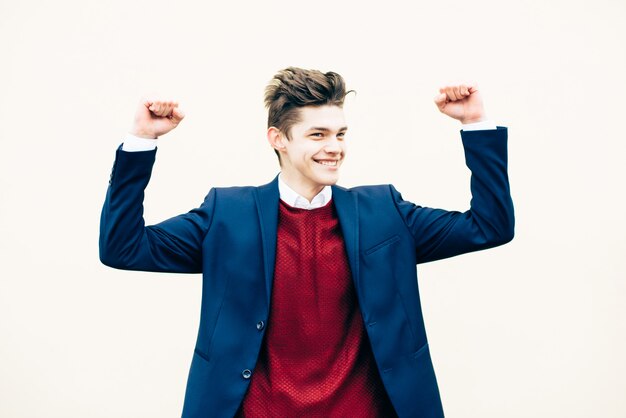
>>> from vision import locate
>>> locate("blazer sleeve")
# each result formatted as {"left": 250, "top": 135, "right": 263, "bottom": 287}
{"left": 99, "top": 146, "right": 215, "bottom": 273}
{"left": 392, "top": 127, "right": 515, "bottom": 264}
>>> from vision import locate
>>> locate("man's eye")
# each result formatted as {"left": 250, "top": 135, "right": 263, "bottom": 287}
{"left": 310, "top": 133, "right": 323, "bottom": 138}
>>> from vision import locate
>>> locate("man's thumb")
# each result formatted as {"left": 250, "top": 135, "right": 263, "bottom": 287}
{"left": 171, "top": 107, "right": 185, "bottom": 122}
{"left": 433, "top": 93, "right": 447, "bottom": 110}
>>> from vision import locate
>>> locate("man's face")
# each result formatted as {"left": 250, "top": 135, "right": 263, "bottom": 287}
{"left": 278, "top": 105, "right": 348, "bottom": 195}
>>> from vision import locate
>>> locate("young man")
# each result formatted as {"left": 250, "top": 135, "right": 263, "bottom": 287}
{"left": 100, "top": 67, "right": 514, "bottom": 417}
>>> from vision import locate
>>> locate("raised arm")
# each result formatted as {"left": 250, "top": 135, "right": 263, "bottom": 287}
{"left": 99, "top": 99, "right": 213, "bottom": 273}
{"left": 394, "top": 84, "right": 514, "bottom": 264}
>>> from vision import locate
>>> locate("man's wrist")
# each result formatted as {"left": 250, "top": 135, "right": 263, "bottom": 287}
{"left": 129, "top": 129, "right": 157, "bottom": 139}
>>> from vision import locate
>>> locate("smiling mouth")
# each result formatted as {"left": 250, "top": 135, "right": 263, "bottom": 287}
{"left": 314, "top": 159, "right": 339, "bottom": 167}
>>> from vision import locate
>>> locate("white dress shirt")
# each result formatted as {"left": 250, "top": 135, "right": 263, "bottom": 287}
{"left": 277, "top": 174, "right": 332, "bottom": 210}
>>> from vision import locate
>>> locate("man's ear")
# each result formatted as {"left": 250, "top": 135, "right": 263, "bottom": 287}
{"left": 267, "top": 127, "right": 287, "bottom": 152}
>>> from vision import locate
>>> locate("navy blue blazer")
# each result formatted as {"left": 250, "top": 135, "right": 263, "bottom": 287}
{"left": 100, "top": 127, "right": 514, "bottom": 418}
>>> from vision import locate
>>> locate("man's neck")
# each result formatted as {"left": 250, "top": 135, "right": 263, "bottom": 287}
{"left": 279, "top": 175, "right": 325, "bottom": 203}
{"left": 278, "top": 174, "right": 333, "bottom": 212}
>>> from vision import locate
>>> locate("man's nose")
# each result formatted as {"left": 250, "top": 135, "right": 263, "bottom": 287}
{"left": 323, "top": 137, "right": 342, "bottom": 153}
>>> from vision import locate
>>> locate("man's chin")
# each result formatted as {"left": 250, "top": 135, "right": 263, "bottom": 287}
{"left": 315, "top": 173, "right": 340, "bottom": 186}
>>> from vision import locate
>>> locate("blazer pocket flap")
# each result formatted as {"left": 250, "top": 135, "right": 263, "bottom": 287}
{"left": 364, "top": 235, "right": 400, "bottom": 255}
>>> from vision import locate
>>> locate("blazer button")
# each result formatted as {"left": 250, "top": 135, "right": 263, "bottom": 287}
{"left": 256, "top": 321, "right": 265, "bottom": 331}
{"left": 242, "top": 369, "right": 252, "bottom": 379}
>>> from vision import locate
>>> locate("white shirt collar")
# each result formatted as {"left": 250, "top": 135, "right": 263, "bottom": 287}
{"left": 278, "top": 173, "right": 332, "bottom": 210}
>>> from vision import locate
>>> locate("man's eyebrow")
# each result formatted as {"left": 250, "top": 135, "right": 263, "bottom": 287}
{"left": 307, "top": 126, "right": 349, "bottom": 132}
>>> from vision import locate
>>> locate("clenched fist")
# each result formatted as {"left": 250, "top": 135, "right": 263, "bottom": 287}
{"left": 434, "top": 84, "right": 486, "bottom": 124}
{"left": 130, "top": 98, "right": 185, "bottom": 139}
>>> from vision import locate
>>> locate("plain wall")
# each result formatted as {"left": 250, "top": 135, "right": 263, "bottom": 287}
{"left": 1, "top": 0, "right": 624, "bottom": 416}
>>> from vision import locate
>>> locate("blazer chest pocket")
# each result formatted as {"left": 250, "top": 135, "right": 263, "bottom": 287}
{"left": 364, "top": 234, "right": 400, "bottom": 256}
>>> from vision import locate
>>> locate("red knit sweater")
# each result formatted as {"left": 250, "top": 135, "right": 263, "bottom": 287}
{"left": 237, "top": 200, "right": 397, "bottom": 417}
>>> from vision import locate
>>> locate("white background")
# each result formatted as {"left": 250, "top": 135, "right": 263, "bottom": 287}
{"left": 1, "top": 0, "right": 624, "bottom": 416}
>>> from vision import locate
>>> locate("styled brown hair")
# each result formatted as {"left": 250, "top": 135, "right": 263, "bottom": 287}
{"left": 264, "top": 67, "right": 352, "bottom": 161}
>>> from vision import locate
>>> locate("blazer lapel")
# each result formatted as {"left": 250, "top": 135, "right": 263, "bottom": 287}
{"left": 332, "top": 185, "right": 360, "bottom": 289}
{"left": 254, "top": 176, "right": 280, "bottom": 307}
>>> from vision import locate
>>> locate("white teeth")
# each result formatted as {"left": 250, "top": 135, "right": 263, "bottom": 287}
{"left": 317, "top": 160, "right": 337, "bottom": 166}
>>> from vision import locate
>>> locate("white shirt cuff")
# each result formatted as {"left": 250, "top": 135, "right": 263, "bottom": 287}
{"left": 122, "top": 133, "right": 158, "bottom": 152}
{"left": 461, "top": 120, "right": 497, "bottom": 131}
